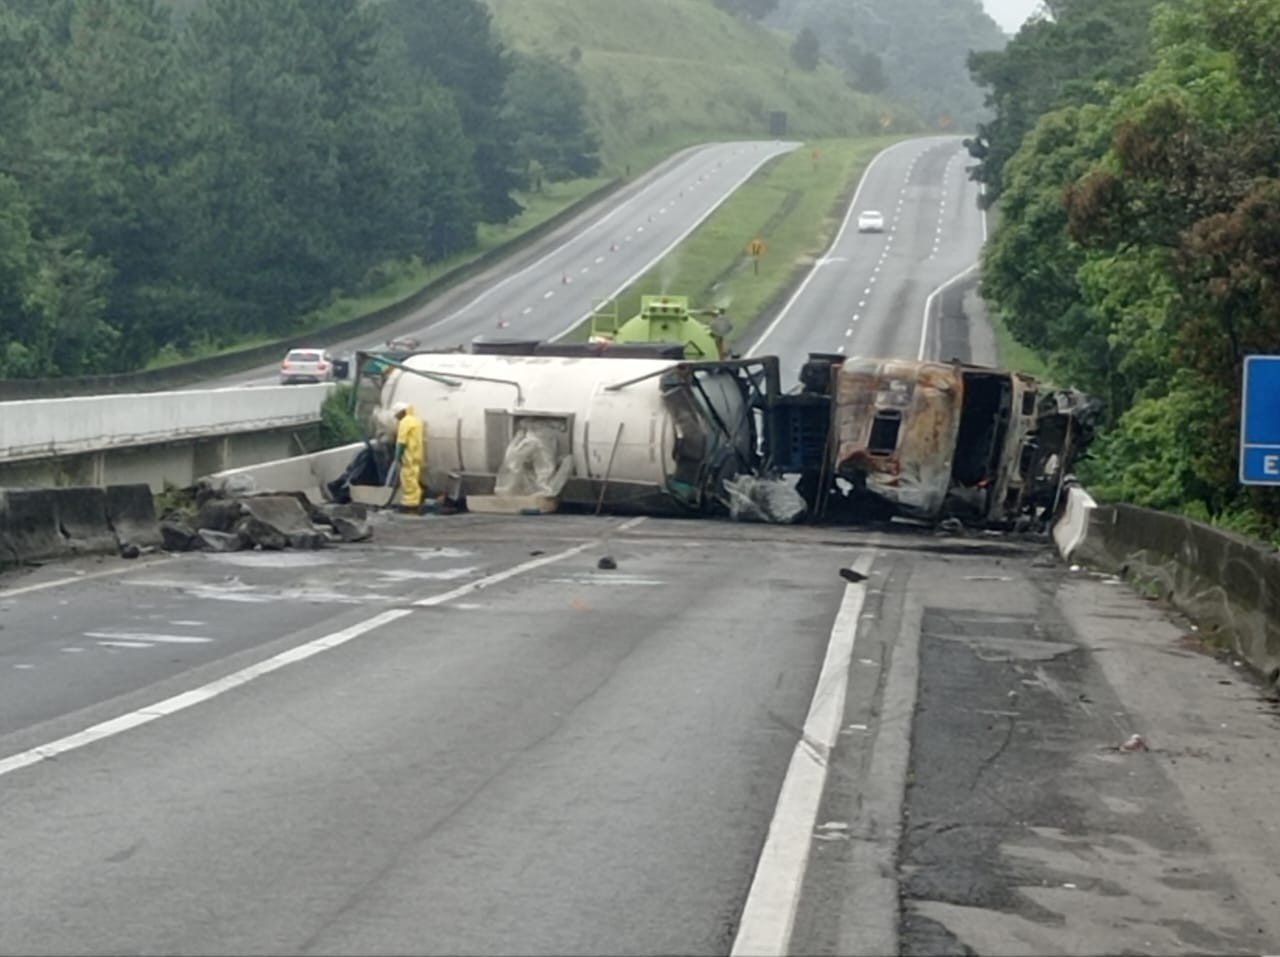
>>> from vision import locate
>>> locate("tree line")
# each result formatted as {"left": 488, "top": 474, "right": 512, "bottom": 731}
{"left": 0, "top": 0, "right": 599, "bottom": 379}
{"left": 967, "top": 0, "right": 1280, "bottom": 535}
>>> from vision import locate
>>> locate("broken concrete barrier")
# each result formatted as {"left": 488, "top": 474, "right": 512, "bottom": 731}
{"left": 160, "top": 521, "right": 199, "bottom": 552}
{"left": 241, "top": 495, "right": 328, "bottom": 550}
{"left": 105, "top": 483, "right": 162, "bottom": 549}
{"left": 234, "top": 515, "right": 288, "bottom": 550}
{"left": 198, "top": 528, "right": 243, "bottom": 552}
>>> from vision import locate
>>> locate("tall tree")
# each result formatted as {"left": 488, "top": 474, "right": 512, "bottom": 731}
{"left": 381, "top": 0, "right": 520, "bottom": 223}
{"left": 502, "top": 52, "right": 601, "bottom": 183}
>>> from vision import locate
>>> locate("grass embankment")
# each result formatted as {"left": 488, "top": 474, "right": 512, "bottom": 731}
{"left": 989, "top": 312, "right": 1054, "bottom": 381}
{"left": 569, "top": 137, "right": 900, "bottom": 343}
{"left": 145, "top": 176, "right": 612, "bottom": 369}
{"left": 487, "top": 0, "right": 908, "bottom": 172}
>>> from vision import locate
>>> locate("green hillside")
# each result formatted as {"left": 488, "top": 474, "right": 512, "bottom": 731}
{"left": 485, "top": 0, "right": 914, "bottom": 170}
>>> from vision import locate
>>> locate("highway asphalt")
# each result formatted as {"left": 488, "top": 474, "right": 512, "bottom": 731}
{"left": 4, "top": 138, "right": 1278, "bottom": 957}
{"left": 220, "top": 140, "right": 798, "bottom": 388}
{"left": 748, "top": 135, "right": 984, "bottom": 379}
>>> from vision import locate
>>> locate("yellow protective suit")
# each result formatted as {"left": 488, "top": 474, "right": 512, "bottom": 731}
{"left": 395, "top": 406, "right": 425, "bottom": 509}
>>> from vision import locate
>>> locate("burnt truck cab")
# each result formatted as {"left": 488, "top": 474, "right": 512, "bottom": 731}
{"left": 774, "top": 353, "right": 1098, "bottom": 529}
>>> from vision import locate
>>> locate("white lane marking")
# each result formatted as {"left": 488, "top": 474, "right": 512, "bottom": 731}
{"left": 0, "top": 560, "right": 176, "bottom": 600}
{"left": 0, "top": 608, "right": 412, "bottom": 780}
{"left": 625, "top": 235, "right": 633, "bottom": 242}
{"left": 413, "top": 519, "right": 644, "bottom": 608}
{"left": 548, "top": 146, "right": 797, "bottom": 341}
{"left": 745, "top": 141, "right": 909, "bottom": 355}
{"left": 414, "top": 543, "right": 593, "bottom": 606}
{"left": 836, "top": 345, "right": 845, "bottom": 354}
{"left": 581, "top": 267, "right": 590, "bottom": 274}
{"left": 522, "top": 306, "right": 533, "bottom": 315}
{"left": 13, "top": 663, "right": 33, "bottom": 670}
{"left": 858, "top": 300, "right": 866, "bottom": 308}
{"left": 0, "top": 529, "right": 647, "bottom": 780}
{"left": 863, "top": 287, "right": 871, "bottom": 295}
{"left": 595, "top": 256, "right": 605, "bottom": 264}
{"left": 543, "top": 290, "right": 554, "bottom": 299}
{"left": 731, "top": 554, "right": 873, "bottom": 956}
{"left": 62, "top": 647, "right": 84, "bottom": 653}
{"left": 97, "top": 640, "right": 153, "bottom": 649}
{"left": 845, "top": 329, "right": 853, "bottom": 338}
{"left": 86, "top": 631, "right": 212, "bottom": 645}
{"left": 171, "top": 620, "right": 205, "bottom": 627}
{"left": 917, "top": 263, "right": 980, "bottom": 361}
{"left": 419, "top": 143, "right": 769, "bottom": 334}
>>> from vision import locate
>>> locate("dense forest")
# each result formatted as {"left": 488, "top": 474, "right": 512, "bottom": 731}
{"left": 968, "top": 0, "right": 1280, "bottom": 534}
{"left": 765, "top": 0, "right": 1008, "bottom": 128}
{"left": 0, "top": 0, "right": 598, "bottom": 378}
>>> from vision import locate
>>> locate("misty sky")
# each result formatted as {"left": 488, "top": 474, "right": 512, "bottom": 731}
{"left": 982, "top": 0, "right": 1042, "bottom": 33}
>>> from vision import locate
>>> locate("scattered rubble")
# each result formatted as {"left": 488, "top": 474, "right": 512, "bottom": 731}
{"left": 156, "top": 490, "right": 374, "bottom": 554}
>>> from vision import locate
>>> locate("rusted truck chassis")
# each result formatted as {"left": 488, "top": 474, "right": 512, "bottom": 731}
{"left": 766, "top": 353, "right": 1100, "bottom": 528}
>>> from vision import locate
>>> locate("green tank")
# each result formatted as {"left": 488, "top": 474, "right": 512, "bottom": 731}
{"left": 589, "top": 295, "right": 732, "bottom": 360}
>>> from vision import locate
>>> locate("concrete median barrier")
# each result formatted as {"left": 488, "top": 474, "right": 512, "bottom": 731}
{"left": 0, "top": 488, "right": 67, "bottom": 564}
{"left": 1072, "top": 501, "right": 1280, "bottom": 689}
{"left": 51, "top": 487, "right": 118, "bottom": 556}
{"left": 105, "top": 483, "right": 162, "bottom": 549}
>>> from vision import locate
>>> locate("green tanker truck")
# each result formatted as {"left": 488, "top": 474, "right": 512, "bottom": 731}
{"left": 587, "top": 294, "right": 734, "bottom": 360}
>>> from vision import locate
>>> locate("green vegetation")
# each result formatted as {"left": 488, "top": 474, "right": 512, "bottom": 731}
{"left": 769, "top": 0, "right": 1008, "bottom": 129}
{"left": 969, "top": 0, "right": 1280, "bottom": 537}
{"left": 0, "top": 0, "right": 602, "bottom": 379}
{"left": 320, "top": 385, "right": 365, "bottom": 448}
{"left": 485, "top": 0, "right": 909, "bottom": 169}
{"left": 571, "top": 138, "right": 898, "bottom": 342}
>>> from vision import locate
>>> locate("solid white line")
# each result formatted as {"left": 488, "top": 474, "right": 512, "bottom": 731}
{"left": 0, "top": 608, "right": 412, "bottom": 780}
{"left": 746, "top": 142, "right": 916, "bottom": 355}
{"left": 916, "top": 263, "right": 979, "bottom": 361}
{"left": 731, "top": 553, "right": 874, "bottom": 956}
{"left": 549, "top": 145, "right": 798, "bottom": 340}
{"left": 0, "top": 532, "right": 637, "bottom": 781}
{"left": 419, "top": 143, "right": 747, "bottom": 333}
{"left": 414, "top": 542, "right": 594, "bottom": 607}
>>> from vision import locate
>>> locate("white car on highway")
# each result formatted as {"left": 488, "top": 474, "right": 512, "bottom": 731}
{"left": 856, "top": 210, "right": 885, "bottom": 233}
{"left": 279, "top": 348, "right": 334, "bottom": 385}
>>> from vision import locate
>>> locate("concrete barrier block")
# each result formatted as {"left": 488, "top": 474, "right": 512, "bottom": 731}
{"left": 52, "top": 486, "right": 117, "bottom": 556}
{"left": 0, "top": 487, "right": 69, "bottom": 563}
{"left": 105, "top": 483, "right": 161, "bottom": 548}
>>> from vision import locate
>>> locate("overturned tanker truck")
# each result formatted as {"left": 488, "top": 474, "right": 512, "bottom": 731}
{"left": 341, "top": 336, "right": 1098, "bottom": 529}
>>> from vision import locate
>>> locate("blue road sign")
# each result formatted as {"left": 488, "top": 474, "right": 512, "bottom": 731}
{"left": 1240, "top": 355, "right": 1280, "bottom": 485}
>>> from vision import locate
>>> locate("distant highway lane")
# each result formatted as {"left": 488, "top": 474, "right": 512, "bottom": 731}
{"left": 218, "top": 140, "right": 799, "bottom": 388}
{"left": 749, "top": 135, "right": 984, "bottom": 377}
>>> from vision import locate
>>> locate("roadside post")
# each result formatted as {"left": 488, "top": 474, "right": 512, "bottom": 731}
{"left": 748, "top": 237, "right": 766, "bottom": 275}
{"left": 1239, "top": 355, "right": 1280, "bottom": 485}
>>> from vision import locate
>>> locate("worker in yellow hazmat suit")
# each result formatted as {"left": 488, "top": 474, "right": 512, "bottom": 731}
{"left": 391, "top": 401, "right": 424, "bottom": 510}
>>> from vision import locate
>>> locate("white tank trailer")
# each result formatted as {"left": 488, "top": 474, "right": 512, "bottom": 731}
{"left": 374, "top": 352, "right": 784, "bottom": 515}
